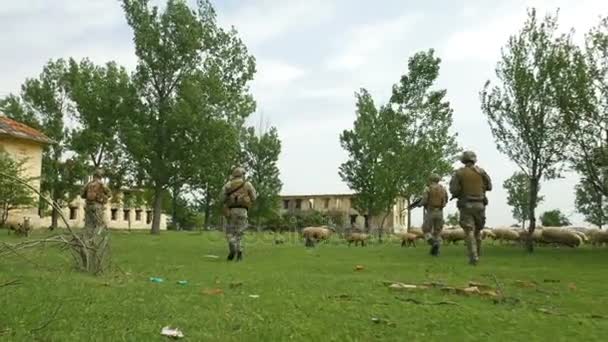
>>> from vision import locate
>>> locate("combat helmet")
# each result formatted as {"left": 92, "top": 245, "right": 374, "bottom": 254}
{"left": 93, "top": 168, "right": 104, "bottom": 179}
{"left": 428, "top": 173, "right": 441, "bottom": 183}
{"left": 231, "top": 166, "right": 246, "bottom": 179}
{"left": 460, "top": 150, "right": 477, "bottom": 164}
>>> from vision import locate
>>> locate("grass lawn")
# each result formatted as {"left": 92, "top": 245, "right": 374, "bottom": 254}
{"left": 1, "top": 229, "right": 607, "bottom": 341}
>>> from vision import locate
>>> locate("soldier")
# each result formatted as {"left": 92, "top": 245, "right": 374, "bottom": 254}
{"left": 449, "top": 151, "right": 492, "bottom": 265}
{"left": 220, "top": 167, "right": 257, "bottom": 262}
{"left": 419, "top": 173, "right": 448, "bottom": 256}
{"left": 80, "top": 169, "right": 112, "bottom": 238}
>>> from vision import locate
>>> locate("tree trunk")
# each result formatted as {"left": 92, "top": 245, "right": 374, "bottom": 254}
{"left": 378, "top": 212, "right": 389, "bottom": 243}
{"left": 406, "top": 197, "right": 412, "bottom": 232}
{"left": 171, "top": 185, "right": 180, "bottom": 230}
{"left": 526, "top": 177, "right": 540, "bottom": 253}
{"left": 203, "top": 198, "right": 211, "bottom": 230}
{"left": 51, "top": 207, "right": 59, "bottom": 230}
{"left": 151, "top": 184, "right": 163, "bottom": 235}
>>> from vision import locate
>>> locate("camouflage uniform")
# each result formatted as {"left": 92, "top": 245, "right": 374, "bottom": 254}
{"left": 80, "top": 169, "right": 111, "bottom": 239}
{"left": 420, "top": 174, "right": 448, "bottom": 256}
{"left": 220, "top": 167, "right": 257, "bottom": 262}
{"left": 449, "top": 151, "right": 492, "bottom": 265}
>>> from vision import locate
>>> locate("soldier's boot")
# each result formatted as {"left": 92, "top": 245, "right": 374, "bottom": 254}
{"left": 430, "top": 241, "right": 440, "bottom": 256}
{"left": 236, "top": 251, "right": 243, "bottom": 262}
{"left": 465, "top": 233, "right": 478, "bottom": 265}
{"left": 227, "top": 242, "right": 236, "bottom": 261}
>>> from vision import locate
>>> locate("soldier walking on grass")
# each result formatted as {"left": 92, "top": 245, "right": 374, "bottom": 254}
{"left": 419, "top": 174, "right": 449, "bottom": 256}
{"left": 449, "top": 151, "right": 492, "bottom": 265}
{"left": 81, "top": 169, "right": 112, "bottom": 238}
{"left": 220, "top": 167, "right": 257, "bottom": 262}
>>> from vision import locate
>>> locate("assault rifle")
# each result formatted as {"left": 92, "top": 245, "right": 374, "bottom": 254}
{"left": 408, "top": 198, "right": 423, "bottom": 210}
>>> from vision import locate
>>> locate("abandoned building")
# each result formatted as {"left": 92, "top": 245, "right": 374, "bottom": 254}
{"left": 279, "top": 193, "right": 408, "bottom": 232}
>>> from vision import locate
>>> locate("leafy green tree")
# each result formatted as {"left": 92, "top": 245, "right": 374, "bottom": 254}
{"left": 503, "top": 171, "right": 545, "bottom": 229}
{"left": 240, "top": 124, "right": 282, "bottom": 229}
{"left": 339, "top": 89, "right": 401, "bottom": 242}
{"left": 575, "top": 179, "right": 607, "bottom": 229}
{"left": 540, "top": 209, "right": 571, "bottom": 227}
{"left": 1, "top": 59, "right": 88, "bottom": 229}
{"left": 556, "top": 16, "right": 608, "bottom": 200}
{"left": 480, "top": 8, "right": 575, "bottom": 251}
{"left": 65, "top": 58, "right": 138, "bottom": 190}
{"left": 446, "top": 212, "right": 459, "bottom": 227}
{"left": 389, "top": 49, "right": 460, "bottom": 229}
{"left": 0, "top": 150, "right": 36, "bottom": 226}
{"left": 120, "top": 0, "right": 255, "bottom": 234}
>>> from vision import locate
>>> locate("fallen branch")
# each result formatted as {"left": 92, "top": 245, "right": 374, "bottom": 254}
{"left": 30, "top": 304, "right": 63, "bottom": 333}
{"left": 0, "top": 279, "right": 21, "bottom": 288}
{"left": 396, "top": 297, "right": 460, "bottom": 306}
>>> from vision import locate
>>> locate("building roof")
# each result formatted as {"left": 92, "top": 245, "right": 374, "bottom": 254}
{"left": 0, "top": 114, "right": 53, "bottom": 144}
{"left": 280, "top": 193, "right": 356, "bottom": 198}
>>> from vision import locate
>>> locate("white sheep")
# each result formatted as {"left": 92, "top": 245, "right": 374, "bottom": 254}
{"left": 541, "top": 227, "right": 582, "bottom": 248}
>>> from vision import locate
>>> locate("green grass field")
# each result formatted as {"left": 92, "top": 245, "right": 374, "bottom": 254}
{"left": 1, "top": 230, "right": 607, "bottom": 341}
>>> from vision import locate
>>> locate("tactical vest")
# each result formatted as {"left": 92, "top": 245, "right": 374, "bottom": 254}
{"left": 459, "top": 167, "right": 484, "bottom": 197}
{"left": 226, "top": 180, "right": 251, "bottom": 209}
{"left": 85, "top": 181, "right": 107, "bottom": 204}
{"left": 428, "top": 184, "right": 447, "bottom": 208}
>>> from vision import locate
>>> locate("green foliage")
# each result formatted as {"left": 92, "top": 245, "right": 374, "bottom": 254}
{"left": 481, "top": 8, "right": 575, "bottom": 238}
{"left": 503, "top": 172, "right": 545, "bottom": 227}
{"left": 339, "top": 90, "right": 402, "bottom": 231}
{"left": 575, "top": 179, "right": 607, "bottom": 228}
{"left": 65, "top": 58, "right": 138, "bottom": 190}
{"left": 240, "top": 124, "right": 283, "bottom": 226}
{"left": 120, "top": 0, "right": 256, "bottom": 234}
{"left": 389, "top": 49, "right": 460, "bottom": 200}
{"left": 0, "top": 150, "right": 36, "bottom": 225}
{"left": 446, "top": 212, "right": 459, "bottom": 226}
{"left": 1, "top": 59, "right": 88, "bottom": 228}
{"left": 540, "top": 209, "right": 571, "bottom": 227}
{"left": 340, "top": 49, "right": 459, "bottom": 234}
{"left": 556, "top": 16, "right": 608, "bottom": 199}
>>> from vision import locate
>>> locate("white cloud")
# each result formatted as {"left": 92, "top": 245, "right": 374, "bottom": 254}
{"left": 442, "top": 0, "right": 608, "bottom": 62}
{"left": 325, "top": 13, "right": 422, "bottom": 71}
{"left": 218, "top": 0, "right": 336, "bottom": 47}
{"left": 253, "top": 60, "right": 306, "bottom": 87}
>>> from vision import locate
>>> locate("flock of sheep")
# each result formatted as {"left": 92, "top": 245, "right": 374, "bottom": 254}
{"left": 300, "top": 225, "right": 608, "bottom": 248}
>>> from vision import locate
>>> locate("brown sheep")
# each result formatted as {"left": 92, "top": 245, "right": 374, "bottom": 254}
{"left": 396, "top": 232, "right": 419, "bottom": 247}
{"left": 301, "top": 226, "right": 334, "bottom": 247}
{"left": 441, "top": 228, "right": 465, "bottom": 245}
{"left": 345, "top": 232, "right": 370, "bottom": 247}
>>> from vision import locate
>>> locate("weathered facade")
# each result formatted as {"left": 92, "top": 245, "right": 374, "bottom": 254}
{"left": 1, "top": 115, "right": 50, "bottom": 227}
{"left": 1, "top": 115, "right": 167, "bottom": 230}
{"left": 279, "top": 193, "right": 408, "bottom": 232}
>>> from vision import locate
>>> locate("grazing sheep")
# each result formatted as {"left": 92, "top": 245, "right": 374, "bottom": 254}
{"left": 407, "top": 228, "right": 424, "bottom": 239}
{"left": 301, "top": 226, "right": 334, "bottom": 247}
{"left": 493, "top": 228, "right": 520, "bottom": 244}
{"left": 567, "top": 229, "right": 588, "bottom": 244}
{"left": 588, "top": 229, "right": 608, "bottom": 247}
{"left": 396, "top": 232, "right": 418, "bottom": 247}
{"left": 481, "top": 230, "right": 496, "bottom": 241}
{"left": 345, "top": 232, "right": 371, "bottom": 247}
{"left": 441, "top": 228, "right": 465, "bottom": 245}
{"left": 518, "top": 229, "right": 545, "bottom": 245}
{"left": 541, "top": 227, "right": 582, "bottom": 248}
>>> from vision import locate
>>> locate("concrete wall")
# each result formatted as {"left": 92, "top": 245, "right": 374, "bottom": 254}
{"left": 279, "top": 194, "right": 408, "bottom": 232}
{"left": 1, "top": 136, "right": 167, "bottom": 230}
{"left": 38, "top": 197, "right": 168, "bottom": 230}
{"left": 1, "top": 136, "right": 43, "bottom": 224}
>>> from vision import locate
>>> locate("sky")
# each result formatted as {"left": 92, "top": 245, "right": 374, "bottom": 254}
{"left": 1, "top": 0, "right": 607, "bottom": 227}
